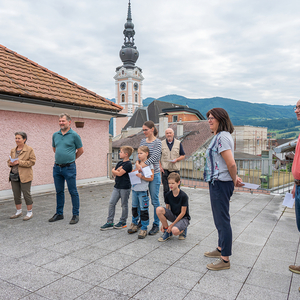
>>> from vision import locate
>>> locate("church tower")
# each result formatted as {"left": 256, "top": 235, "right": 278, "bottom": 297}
{"left": 113, "top": 0, "right": 144, "bottom": 136}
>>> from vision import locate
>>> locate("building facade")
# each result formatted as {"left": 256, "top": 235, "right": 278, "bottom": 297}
{"left": 0, "top": 44, "right": 122, "bottom": 197}
{"left": 232, "top": 126, "right": 268, "bottom": 155}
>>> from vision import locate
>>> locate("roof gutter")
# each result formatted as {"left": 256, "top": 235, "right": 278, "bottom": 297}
{"left": 0, "top": 93, "right": 127, "bottom": 117}
{"left": 274, "top": 139, "right": 297, "bottom": 153}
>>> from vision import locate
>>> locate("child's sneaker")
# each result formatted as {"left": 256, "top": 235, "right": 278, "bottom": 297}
{"left": 128, "top": 223, "right": 138, "bottom": 234}
{"left": 178, "top": 228, "right": 187, "bottom": 240}
{"left": 114, "top": 221, "right": 127, "bottom": 229}
{"left": 138, "top": 230, "right": 147, "bottom": 239}
{"left": 100, "top": 222, "right": 114, "bottom": 231}
{"left": 158, "top": 230, "right": 172, "bottom": 242}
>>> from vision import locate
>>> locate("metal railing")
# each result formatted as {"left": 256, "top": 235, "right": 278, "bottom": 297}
{"left": 179, "top": 156, "right": 294, "bottom": 194}
{"left": 107, "top": 153, "right": 294, "bottom": 194}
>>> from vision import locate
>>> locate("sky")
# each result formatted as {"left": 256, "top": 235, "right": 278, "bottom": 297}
{"left": 1, "top": 0, "right": 299, "bottom": 105}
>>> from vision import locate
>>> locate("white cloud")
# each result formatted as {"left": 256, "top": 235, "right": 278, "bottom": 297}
{"left": 0, "top": 0, "right": 299, "bottom": 105}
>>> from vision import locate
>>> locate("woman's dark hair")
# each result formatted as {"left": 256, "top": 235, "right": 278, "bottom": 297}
{"left": 206, "top": 108, "right": 234, "bottom": 134}
{"left": 143, "top": 120, "right": 158, "bottom": 137}
{"left": 15, "top": 132, "right": 27, "bottom": 143}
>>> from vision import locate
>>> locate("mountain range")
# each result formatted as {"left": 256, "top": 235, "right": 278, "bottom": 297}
{"left": 108, "top": 95, "right": 297, "bottom": 135}
{"left": 143, "top": 95, "right": 294, "bottom": 128}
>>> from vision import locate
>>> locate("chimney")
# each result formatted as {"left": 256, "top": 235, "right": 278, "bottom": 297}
{"left": 121, "top": 128, "right": 128, "bottom": 137}
{"left": 159, "top": 114, "right": 168, "bottom": 137}
{"left": 177, "top": 119, "right": 183, "bottom": 137}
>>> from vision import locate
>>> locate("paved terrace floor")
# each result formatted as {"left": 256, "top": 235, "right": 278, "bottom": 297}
{"left": 0, "top": 181, "right": 299, "bottom": 300}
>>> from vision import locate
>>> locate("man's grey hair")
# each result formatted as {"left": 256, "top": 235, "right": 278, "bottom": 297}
{"left": 59, "top": 113, "right": 72, "bottom": 121}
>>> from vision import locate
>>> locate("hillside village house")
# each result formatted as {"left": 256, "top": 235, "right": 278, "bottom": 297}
{"left": 0, "top": 45, "right": 123, "bottom": 198}
{"left": 118, "top": 99, "right": 205, "bottom": 135}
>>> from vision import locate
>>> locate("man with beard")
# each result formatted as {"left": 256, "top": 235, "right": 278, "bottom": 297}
{"left": 49, "top": 113, "right": 84, "bottom": 225}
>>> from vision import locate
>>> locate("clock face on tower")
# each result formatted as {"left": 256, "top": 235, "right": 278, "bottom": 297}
{"left": 134, "top": 82, "right": 139, "bottom": 91}
{"left": 120, "top": 82, "right": 126, "bottom": 90}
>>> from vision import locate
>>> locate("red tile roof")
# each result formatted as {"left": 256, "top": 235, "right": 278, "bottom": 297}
{"left": 0, "top": 44, "right": 122, "bottom": 112}
{"left": 112, "top": 121, "right": 213, "bottom": 157}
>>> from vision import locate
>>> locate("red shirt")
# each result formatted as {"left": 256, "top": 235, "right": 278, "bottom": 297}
{"left": 292, "top": 134, "right": 300, "bottom": 180}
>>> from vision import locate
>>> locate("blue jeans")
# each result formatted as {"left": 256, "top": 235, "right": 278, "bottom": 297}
{"left": 107, "top": 188, "right": 130, "bottom": 223}
{"left": 295, "top": 185, "right": 300, "bottom": 231}
{"left": 53, "top": 163, "right": 80, "bottom": 216}
{"left": 149, "top": 173, "right": 161, "bottom": 226}
{"left": 132, "top": 190, "right": 149, "bottom": 230}
{"left": 209, "top": 180, "right": 234, "bottom": 257}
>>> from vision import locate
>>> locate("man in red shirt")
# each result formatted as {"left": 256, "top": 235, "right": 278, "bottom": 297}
{"left": 289, "top": 100, "right": 300, "bottom": 280}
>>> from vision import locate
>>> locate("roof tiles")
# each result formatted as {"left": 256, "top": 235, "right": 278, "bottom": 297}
{"left": 0, "top": 44, "right": 122, "bottom": 112}
{"left": 112, "top": 121, "right": 213, "bottom": 157}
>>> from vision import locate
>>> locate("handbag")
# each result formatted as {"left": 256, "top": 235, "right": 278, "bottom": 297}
{"left": 9, "top": 172, "right": 20, "bottom": 182}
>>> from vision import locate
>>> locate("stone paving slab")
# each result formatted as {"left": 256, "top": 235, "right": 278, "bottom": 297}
{"left": 0, "top": 181, "right": 299, "bottom": 299}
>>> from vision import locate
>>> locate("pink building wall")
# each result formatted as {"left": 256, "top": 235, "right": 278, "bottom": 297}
{"left": 0, "top": 110, "right": 109, "bottom": 191}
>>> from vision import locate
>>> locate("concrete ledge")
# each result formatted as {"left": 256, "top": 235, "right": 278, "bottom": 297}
{"left": 0, "top": 176, "right": 114, "bottom": 202}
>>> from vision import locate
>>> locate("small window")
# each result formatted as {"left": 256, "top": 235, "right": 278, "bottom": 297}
{"left": 121, "top": 94, "right": 125, "bottom": 103}
{"left": 173, "top": 115, "right": 178, "bottom": 122}
{"left": 122, "top": 70, "right": 125, "bottom": 75}
{"left": 257, "top": 140, "right": 260, "bottom": 145}
{"left": 135, "top": 94, "right": 138, "bottom": 103}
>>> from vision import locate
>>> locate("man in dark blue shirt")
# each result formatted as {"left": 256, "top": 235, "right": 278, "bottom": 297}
{"left": 49, "top": 113, "right": 84, "bottom": 225}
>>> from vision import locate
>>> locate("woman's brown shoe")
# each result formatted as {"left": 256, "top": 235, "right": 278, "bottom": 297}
{"left": 23, "top": 214, "right": 33, "bottom": 221}
{"left": 10, "top": 212, "right": 22, "bottom": 219}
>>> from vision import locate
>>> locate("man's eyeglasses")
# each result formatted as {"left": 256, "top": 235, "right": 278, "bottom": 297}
{"left": 294, "top": 106, "right": 300, "bottom": 111}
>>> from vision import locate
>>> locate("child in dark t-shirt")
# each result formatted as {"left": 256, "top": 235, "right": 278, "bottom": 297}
{"left": 156, "top": 173, "right": 190, "bottom": 241}
{"left": 100, "top": 146, "right": 133, "bottom": 231}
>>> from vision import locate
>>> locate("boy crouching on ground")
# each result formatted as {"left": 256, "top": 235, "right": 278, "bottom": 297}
{"left": 156, "top": 173, "right": 190, "bottom": 241}
{"left": 100, "top": 146, "right": 133, "bottom": 230}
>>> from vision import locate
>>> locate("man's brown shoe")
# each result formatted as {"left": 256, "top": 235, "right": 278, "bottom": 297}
{"left": 207, "top": 258, "right": 230, "bottom": 271}
{"left": 204, "top": 248, "right": 222, "bottom": 258}
{"left": 289, "top": 265, "right": 300, "bottom": 274}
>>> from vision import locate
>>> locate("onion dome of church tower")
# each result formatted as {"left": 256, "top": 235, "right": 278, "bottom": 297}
{"left": 119, "top": 0, "right": 139, "bottom": 69}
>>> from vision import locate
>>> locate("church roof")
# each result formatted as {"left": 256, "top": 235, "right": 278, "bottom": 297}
{"left": 124, "top": 100, "right": 187, "bottom": 129}
{"left": 0, "top": 44, "right": 122, "bottom": 113}
{"left": 118, "top": 1, "right": 139, "bottom": 70}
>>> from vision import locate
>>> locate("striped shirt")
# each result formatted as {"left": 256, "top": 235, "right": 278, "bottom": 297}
{"left": 140, "top": 138, "right": 162, "bottom": 174}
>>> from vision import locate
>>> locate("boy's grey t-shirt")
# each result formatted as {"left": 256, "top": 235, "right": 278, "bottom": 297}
{"left": 132, "top": 164, "right": 154, "bottom": 191}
